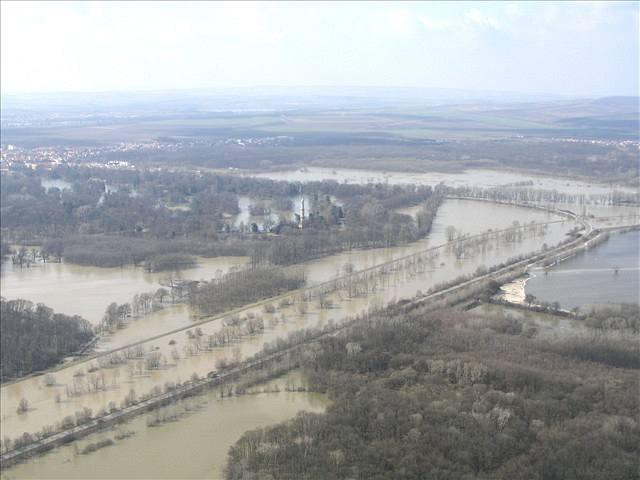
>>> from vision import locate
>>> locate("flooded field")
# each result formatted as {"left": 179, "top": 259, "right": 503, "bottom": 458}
{"left": 0, "top": 256, "right": 248, "bottom": 326}
{"left": 526, "top": 230, "right": 640, "bottom": 310}
{"left": 0, "top": 199, "right": 574, "bottom": 442}
{"left": 0, "top": 199, "right": 560, "bottom": 353}
{"left": 239, "top": 166, "right": 636, "bottom": 196}
{"left": 232, "top": 195, "right": 281, "bottom": 229}
{"left": 232, "top": 194, "right": 321, "bottom": 231}
{"left": 1, "top": 372, "right": 328, "bottom": 480}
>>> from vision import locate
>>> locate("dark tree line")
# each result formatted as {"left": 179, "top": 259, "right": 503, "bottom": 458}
{"left": 226, "top": 305, "right": 639, "bottom": 480}
{"left": 0, "top": 298, "right": 95, "bottom": 381}
{"left": 188, "top": 266, "right": 306, "bottom": 316}
{"left": 42, "top": 235, "right": 249, "bottom": 268}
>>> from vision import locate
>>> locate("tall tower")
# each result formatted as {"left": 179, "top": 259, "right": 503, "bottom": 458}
{"left": 299, "top": 184, "right": 305, "bottom": 229}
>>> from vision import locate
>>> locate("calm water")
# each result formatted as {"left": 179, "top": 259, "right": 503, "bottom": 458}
{"left": 526, "top": 230, "right": 640, "bottom": 310}
{"left": 0, "top": 256, "right": 248, "bottom": 326}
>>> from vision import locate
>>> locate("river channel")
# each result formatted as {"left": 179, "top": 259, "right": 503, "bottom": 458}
{"left": 526, "top": 229, "right": 640, "bottom": 310}
{"left": 0, "top": 198, "right": 573, "bottom": 442}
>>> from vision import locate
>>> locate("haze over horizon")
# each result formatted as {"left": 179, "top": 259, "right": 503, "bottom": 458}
{"left": 1, "top": 1, "right": 638, "bottom": 98}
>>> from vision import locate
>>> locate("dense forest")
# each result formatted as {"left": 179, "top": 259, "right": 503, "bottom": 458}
{"left": 1, "top": 168, "right": 441, "bottom": 268}
{"left": 226, "top": 304, "right": 639, "bottom": 479}
{"left": 0, "top": 298, "right": 95, "bottom": 382}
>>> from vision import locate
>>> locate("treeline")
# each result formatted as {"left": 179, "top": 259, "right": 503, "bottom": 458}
{"left": 0, "top": 298, "right": 94, "bottom": 382}
{"left": 447, "top": 184, "right": 639, "bottom": 206}
{"left": 188, "top": 266, "right": 306, "bottom": 316}
{"left": 226, "top": 306, "right": 639, "bottom": 479}
{"left": 42, "top": 236, "right": 249, "bottom": 268}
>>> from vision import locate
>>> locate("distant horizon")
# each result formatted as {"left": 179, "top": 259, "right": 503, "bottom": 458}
{"left": 3, "top": 84, "right": 637, "bottom": 104}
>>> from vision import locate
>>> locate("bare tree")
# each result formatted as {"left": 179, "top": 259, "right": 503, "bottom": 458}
{"left": 16, "top": 398, "right": 29, "bottom": 414}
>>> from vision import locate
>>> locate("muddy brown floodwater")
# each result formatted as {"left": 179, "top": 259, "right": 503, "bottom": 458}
{"left": 1, "top": 169, "right": 628, "bottom": 479}
{"left": 1, "top": 371, "right": 328, "bottom": 480}
{"left": 0, "top": 256, "right": 248, "bottom": 326}
{"left": 0, "top": 199, "right": 573, "bottom": 445}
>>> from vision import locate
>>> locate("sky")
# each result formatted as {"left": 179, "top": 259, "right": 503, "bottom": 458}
{"left": 1, "top": 1, "right": 638, "bottom": 97}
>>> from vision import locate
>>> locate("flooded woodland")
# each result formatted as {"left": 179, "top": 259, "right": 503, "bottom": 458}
{"left": 2, "top": 164, "right": 636, "bottom": 479}
{"left": 2, "top": 7, "right": 639, "bottom": 477}
{"left": 1, "top": 194, "right": 577, "bottom": 477}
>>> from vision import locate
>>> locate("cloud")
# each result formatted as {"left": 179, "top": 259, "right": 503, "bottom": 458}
{"left": 387, "top": 10, "right": 415, "bottom": 35}
{"left": 418, "top": 16, "right": 453, "bottom": 31}
{"left": 465, "top": 9, "right": 501, "bottom": 30}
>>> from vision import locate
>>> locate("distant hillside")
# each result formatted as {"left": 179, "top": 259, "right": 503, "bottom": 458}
{"left": 589, "top": 96, "right": 639, "bottom": 114}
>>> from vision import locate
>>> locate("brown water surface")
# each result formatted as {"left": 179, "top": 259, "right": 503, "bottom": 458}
{"left": 0, "top": 200, "right": 572, "bottom": 445}
{"left": 1, "top": 372, "right": 328, "bottom": 480}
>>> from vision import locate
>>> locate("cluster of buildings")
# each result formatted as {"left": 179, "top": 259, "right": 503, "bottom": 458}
{"left": 550, "top": 137, "right": 639, "bottom": 150}
{"left": 0, "top": 134, "right": 297, "bottom": 172}
{"left": 0, "top": 146, "right": 137, "bottom": 171}
{"left": 222, "top": 136, "right": 293, "bottom": 147}
{"left": 0, "top": 144, "right": 141, "bottom": 171}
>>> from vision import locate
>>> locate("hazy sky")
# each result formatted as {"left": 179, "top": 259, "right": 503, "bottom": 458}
{"left": 1, "top": 1, "right": 638, "bottom": 96}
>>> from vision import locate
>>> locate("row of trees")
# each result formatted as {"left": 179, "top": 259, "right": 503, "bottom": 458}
{"left": 100, "top": 285, "right": 180, "bottom": 332}
{"left": 447, "top": 184, "right": 639, "bottom": 206}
